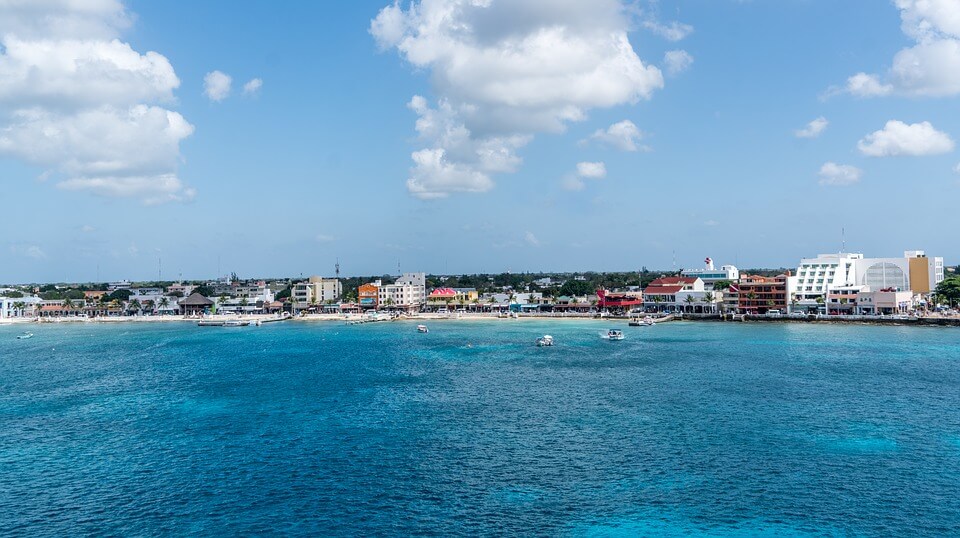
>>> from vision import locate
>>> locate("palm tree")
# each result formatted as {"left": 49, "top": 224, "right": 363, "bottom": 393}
{"left": 684, "top": 295, "right": 697, "bottom": 313}
{"left": 13, "top": 301, "right": 25, "bottom": 317}
{"left": 143, "top": 300, "right": 155, "bottom": 314}
{"left": 703, "top": 292, "right": 715, "bottom": 313}
{"left": 128, "top": 299, "right": 142, "bottom": 315}
{"left": 158, "top": 296, "right": 170, "bottom": 315}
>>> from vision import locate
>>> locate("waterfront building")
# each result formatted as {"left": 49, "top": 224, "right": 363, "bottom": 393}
{"left": 856, "top": 290, "right": 917, "bottom": 315}
{"left": 826, "top": 285, "right": 868, "bottom": 316}
{"left": 681, "top": 258, "right": 739, "bottom": 289}
{"left": 378, "top": 273, "right": 426, "bottom": 310}
{"left": 597, "top": 289, "right": 643, "bottom": 311}
{"left": 794, "top": 253, "right": 862, "bottom": 308}
{"left": 427, "top": 288, "right": 479, "bottom": 309}
{"left": 292, "top": 276, "right": 342, "bottom": 309}
{"left": 738, "top": 274, "right": 795, "bottom": 314}
{"left": 795, "top": 250, "right": 944, "bottom": 311}
{"left": 643, "top": 277, "right": 704, "bottom": 312}
{"left": 179, "top": 293, "right": 214, "bottom": 316}
{"left": 358, "top": 282, "right": 380, "bottom": 310}
{"left": 0, "top": 296, "right": 42, "bottom": 319}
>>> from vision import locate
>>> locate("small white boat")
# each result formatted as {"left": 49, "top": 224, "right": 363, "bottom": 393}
{"left": 417, "top": 324, "right": 429, "bottom": 333}
{"left": 536, "top": 335, "right": 554, "bottom": 347}
{"left": 629, "top": 317, "right": 655, "bottom": 327}
{"left": 16, "top": 332, "right": 34, "bottom": 340}
{"left": 604, "top": 329, "right": 624, "bottom": 341}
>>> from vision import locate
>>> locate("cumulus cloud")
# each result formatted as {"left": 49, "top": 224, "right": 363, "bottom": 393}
{"left": 0, "top": 1, "right": 194, "bottom": 204}
{"left": 563, "top": 160, "right": 607, "bottom": 190}
{"left": 203, "top": 70, "right": 232, "bottom": 102}
{"left": 818, "top": 162, "right": 863, "bottom": 186}
{"left": 577, "top": 161, "right": 607, "bottom": 179}
{"left": 857, "top": 120, "right": 955, "bottom": 157}
{"left": 315, "top": 234, "right": 335, "bottom": 243}
{"left": 586, "top": 119, "right": 649, "bottom": 152}
{"left": 372, "top": 0, "right": 665, "bottom": 199}
{"left": 242, "top": 78, "right": 263, "bottom": 96}
{"left": 663, "top": 50, "right": 694, "bottom": 76}
{"left": 841, "top": 1, "right": 960, "bottom": 97}
{"left": 795, "top": 117, "right": 829, "bottom": 138}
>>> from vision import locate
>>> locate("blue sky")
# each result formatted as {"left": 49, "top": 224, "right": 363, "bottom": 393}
{"left": 1, "top": 0, "right": 958, "bottom": 283}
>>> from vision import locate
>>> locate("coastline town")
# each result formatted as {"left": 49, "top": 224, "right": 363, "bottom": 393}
{"left": 2, "top": 249, "right": 959, "bottom": 325}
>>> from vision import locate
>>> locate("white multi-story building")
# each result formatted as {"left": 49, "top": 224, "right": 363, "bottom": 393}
{"left": 795, "top": 250, "right": 945, "bottom": 310}
{"left": 378, "top": 272, "right": 426, "bottom": 309}
{"left": 794, "top": 253, "right": 862, "bottom": 306}
{"left": 0, "top": 296, "right": 42, "bottom": 319}
{"left": 681, "top": 257, "right": 739, "bottom": 289}
{"left": 292, "top": 276, "right": 342, "bottom": 308}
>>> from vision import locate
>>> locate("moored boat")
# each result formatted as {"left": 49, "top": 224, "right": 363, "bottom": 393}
{"left": 417, "top": 324, "right": 429, "bottom": 333}
{"left": 536, "top": 335, "right": 554, "bottom": 347}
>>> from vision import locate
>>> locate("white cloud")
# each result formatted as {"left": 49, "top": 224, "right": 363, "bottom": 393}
{"left": 563, "top": 160, "right": 607, "bottom": 190}
{"left": 242, "top": 78, "right": 262, "bottom": 96}
{"left": 577, "top": 161, "right": 607, "bottom": 179}
{"left": 316, "top": 234, "right": 335, "bottom": 243}
{"left": 843, "top": 1, "right": 960, "bottom": 97}
{"left": 203, "top": 70, "right": 232, "bottom": 102}
{"left": 0, "top": 1, "right": 194, "bottom": 204}
{"left": 704, "top": 220, "right": 719, "bottom": 227}
{"left": 844, "top": 72, "right": 894, "bottom": 97}
{"left": 586, "top": 119, "right": 648, "bottom": 152}
{"left": 80, "top": 224, "right": 95, "bottom": 233}
{"left": 663, "top": 50, "right": 693, "bottom": 76}
{"left": 795, "top": 116, "right": 829, "bottom": 138}
{"left": 0, "top": 0, "right": 131, "bottom": 40}
{"left": 525, "top": 231, "right": 540, "bottom": 247}
{"left": 818, "top": 162, "right": 863, "bottom": 186}
{"left": 372, "top": 0, "right": 664, "bottom": 198}
{"left": 857, "top": 120, "right": 955, "bottom": 157}
{"left": 26, "top": 246, "right": 46, "bottom": 259}
{"left": 642, "top": 20, "right": 694, "bottom": 42}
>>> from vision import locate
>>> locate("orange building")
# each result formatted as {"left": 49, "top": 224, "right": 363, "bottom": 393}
{"left": 738, "top": 273, "right": 791, "bottom": 314}
{"left": 358, "top": 283, "right": 379, "bottom": 310}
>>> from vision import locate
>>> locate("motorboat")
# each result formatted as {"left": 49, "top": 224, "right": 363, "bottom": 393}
{"left": 16, "top": 332, "right": 33, "bottom": 340}
{"left": 604, "top": 329, "right": 624, "bottom": 341}
{"left": 417, "top": 324, "right": 429, "bottom": 333}
{"left": 536, "top": 335, "right": 554, "bottom": 347}
{"left": 628, "top": 317, "right": 655, "bottom": 327}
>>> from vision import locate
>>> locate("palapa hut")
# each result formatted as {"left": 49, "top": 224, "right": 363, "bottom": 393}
{"left": 179, "top": 292, "right": 214, "bottom": 316}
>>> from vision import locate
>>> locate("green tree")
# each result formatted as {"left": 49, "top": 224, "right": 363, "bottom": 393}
{"left": 713, "top": 280, "right": 732, "bottom": 291}
{"left": 128, "top": 299, "right": 142, "bottom": 314}
{"left": 158, "top": 297, "right": 170, "bottom": 314}
{"left": 935, "top": 277, "right": 960, "bottom": 306}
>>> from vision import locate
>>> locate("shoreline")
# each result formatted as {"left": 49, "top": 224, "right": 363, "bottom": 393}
{"left": 3, "top": 312, "right": 960, "bottom": 328}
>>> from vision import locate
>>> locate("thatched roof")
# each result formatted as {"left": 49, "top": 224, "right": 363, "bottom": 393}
{"left": 179, "top": 292, "right": 214, "bottom": 306}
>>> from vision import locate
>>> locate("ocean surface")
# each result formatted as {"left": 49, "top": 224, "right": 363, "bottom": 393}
{"left": 1, "top": 320, "right": 959, "bottom": 536}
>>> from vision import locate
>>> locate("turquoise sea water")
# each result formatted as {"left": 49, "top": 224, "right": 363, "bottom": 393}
{"left": 1, "top": 320, "right": 959, "bottom": 536}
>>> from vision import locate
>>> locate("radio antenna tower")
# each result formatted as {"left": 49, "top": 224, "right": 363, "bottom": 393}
{"left": 335, "top": 259, "right": 340, "bottom": 279}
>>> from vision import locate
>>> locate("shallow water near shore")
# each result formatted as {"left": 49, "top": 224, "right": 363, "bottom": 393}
{"left": 1, "top": 320, "right": 959, "bottom": 535}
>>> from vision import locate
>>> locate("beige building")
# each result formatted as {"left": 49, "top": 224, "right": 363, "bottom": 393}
{"left": 292, "top": 276, "right": 342, "bottom": 309}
